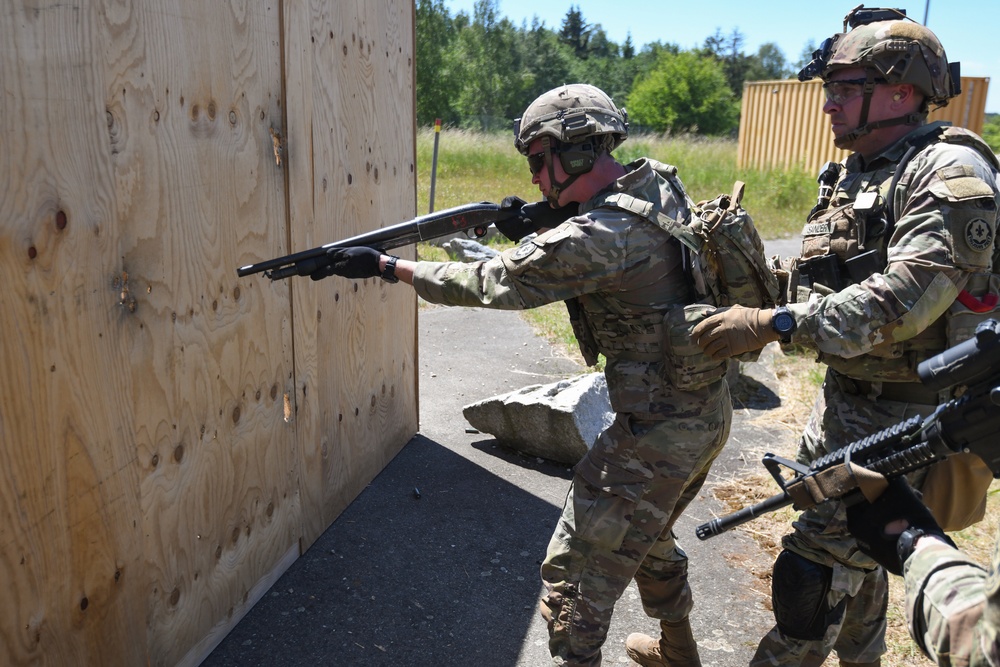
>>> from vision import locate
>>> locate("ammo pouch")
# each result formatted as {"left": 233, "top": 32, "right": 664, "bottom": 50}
{"left": 795, "top": 190, "right": 889, "bottom": 301}
{"left": 661, "top": 303, "right": 746, "bottom": 390}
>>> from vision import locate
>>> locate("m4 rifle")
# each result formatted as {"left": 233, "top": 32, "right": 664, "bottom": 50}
{"left": 696, "top": 319, "right": 1000, "bottom": 540}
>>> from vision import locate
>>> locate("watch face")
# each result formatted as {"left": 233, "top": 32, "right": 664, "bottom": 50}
{"left": 774, "top": 312, "right": 795, "bottom": 333}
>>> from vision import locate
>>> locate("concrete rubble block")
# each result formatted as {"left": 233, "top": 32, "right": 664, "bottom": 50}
{"left": 462, "top": 372, "right": 614, "bottom": 465}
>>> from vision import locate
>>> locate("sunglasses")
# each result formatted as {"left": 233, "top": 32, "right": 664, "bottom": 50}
{"left": 822, "top": 77, "right": 887, "bottom": 105}
{"left": 527, "top": 150, "right": 549, "bottom": 175}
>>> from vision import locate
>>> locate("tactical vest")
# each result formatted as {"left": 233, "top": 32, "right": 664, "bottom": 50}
{"left": 580, "top": 160, "right": 779, "bottom": 389}
{"left": 791, "top": 125, "right": 1000, "bottom": 381}
{"left": 564, "top": 161, "right": 689, "bottom": 366}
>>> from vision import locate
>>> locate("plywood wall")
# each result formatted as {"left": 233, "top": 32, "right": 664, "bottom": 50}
{"left": 0, "top": 2, "right": 416, "bottom": 666}
{"left": 281, "top": 0, "right": 418, "bottom": 551}
{"left": 737, "top": 77, "right": 991, "bottom": 174}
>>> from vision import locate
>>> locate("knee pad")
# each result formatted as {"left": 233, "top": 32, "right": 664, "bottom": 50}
{"left": 771, "top": 550, "right": 846, "bottom": 640}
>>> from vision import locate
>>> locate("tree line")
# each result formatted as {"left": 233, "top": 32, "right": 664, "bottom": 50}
{"left": 416, "top": 0, "right": 810, "bottom": 136}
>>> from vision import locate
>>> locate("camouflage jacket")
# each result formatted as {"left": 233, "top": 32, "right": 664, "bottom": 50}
{"left": 412, "top": 158, "right": 726, "bottom": 416}
{"left": 787, "top": 122, "right": 1000, "bottom": 383}
{"left": 904, "top": 535, "right": 1000, "bottom": 665}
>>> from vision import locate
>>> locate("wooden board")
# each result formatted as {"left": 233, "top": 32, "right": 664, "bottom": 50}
{"left": 281, "top": 0, "right": 418, "bottom": 547}
{"left": 0, "top": 2, "right": 299, "bottom": 665}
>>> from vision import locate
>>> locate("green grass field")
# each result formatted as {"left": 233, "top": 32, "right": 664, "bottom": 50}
{"left": 416, "top": 128, "right": 815, "bottom": 240}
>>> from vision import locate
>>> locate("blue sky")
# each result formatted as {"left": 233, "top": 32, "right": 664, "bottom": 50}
{"left": 443, "top": 0, "right": 999, "bottom": 113}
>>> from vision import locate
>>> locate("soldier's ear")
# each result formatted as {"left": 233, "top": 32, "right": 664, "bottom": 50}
{"left": 891, "top": 84, "right": 919, "bottom": 107}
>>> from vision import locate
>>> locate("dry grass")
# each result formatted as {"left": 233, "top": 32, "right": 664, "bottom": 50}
{"left": 712, "top": 347, "right": 1000, "bottom": 665}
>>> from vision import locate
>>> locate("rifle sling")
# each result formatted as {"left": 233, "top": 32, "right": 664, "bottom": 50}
{"left": 786, "top": 460, "right": 888, "bottom": 509}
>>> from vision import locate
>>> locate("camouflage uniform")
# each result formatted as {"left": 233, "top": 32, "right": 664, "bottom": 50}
{"left": 413, "top": 158, "right": 732, "bottom": 666}
{"left": 751, "top": 123, "right": 1000, "bottom": 667}
{"left": 903, "top": 533, "right": 1000, "bottom": 666}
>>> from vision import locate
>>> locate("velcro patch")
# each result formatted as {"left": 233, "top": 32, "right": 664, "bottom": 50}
{"left": 934, "top": 164, "right": 995, "bottom": 201}
{"left": 803, "top": 222, "right": 830, "bottom": 236}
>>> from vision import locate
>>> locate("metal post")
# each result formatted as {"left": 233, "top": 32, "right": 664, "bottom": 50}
{"left": 428, "top": 118, "right": 442, "bottom": 214}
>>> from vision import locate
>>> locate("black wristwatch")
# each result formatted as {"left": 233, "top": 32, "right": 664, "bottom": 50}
{"left": 771, "top": 306, "right": 797, "bottom": 343}
{"left": 897, "top": 527, "right": 955, "bottom": 566}
{"left": 381, "top": 255, "right": 400, "bottom": 283}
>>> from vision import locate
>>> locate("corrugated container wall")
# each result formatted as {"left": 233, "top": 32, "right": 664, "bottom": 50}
{"left": 738, "top": 77, "right": 991, "bottom": 174}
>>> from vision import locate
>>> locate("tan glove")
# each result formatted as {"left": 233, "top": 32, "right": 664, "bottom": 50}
{"left": 690, "top": 305, "right": 779, "bottom": 360}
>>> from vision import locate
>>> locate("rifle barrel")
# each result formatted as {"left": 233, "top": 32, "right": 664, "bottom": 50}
{"left": 695, "top": 491, "right": 792, "bottom": 540}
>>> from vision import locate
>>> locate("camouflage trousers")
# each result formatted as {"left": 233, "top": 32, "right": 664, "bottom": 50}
{"left": 539, "top": 396, "right": 731, "bottom": 667}
{"left": 752, "top": 370, "right": 938, "bottom": 666}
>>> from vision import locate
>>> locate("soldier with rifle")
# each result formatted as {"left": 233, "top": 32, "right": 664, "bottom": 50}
{"left": 289, "top": 83, "right": 735, "bottom": 667}
{"left": 847, "top": 462, "right": 1000, "bottom": 666}
{"left": 697, "top": 319, "right": 1000, "bottom": 665}
{"left": 846, "top": 320, "right": 1000, "bottom": 666}
{"left": 848, "top": 475, "right": 1000, "bottom": 665}
{"left": 690, "top": 6, "right": 1000, "bottom": 667}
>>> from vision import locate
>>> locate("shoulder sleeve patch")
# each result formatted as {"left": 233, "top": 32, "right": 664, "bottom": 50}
{"left": 505, "top": 224, "right": 574, "bottom": 263}
{"left": 965, "top": 218, "right": 994, "bottom": 253}
{"left": 532, "top": 224, "right": 574, "bottom": 247}
{"left": 508, "top": 241, "right": 538, "bottom": 261}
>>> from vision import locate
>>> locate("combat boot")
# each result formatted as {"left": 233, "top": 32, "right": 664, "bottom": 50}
{"left": 840, "top": 661, "right": 880, "bottom": 667}
{"left": 625, "top": 618, "right": 701, "bottom": 667}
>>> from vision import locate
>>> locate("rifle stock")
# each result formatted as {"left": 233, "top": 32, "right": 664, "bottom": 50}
{"left": 697, "top": 319, "right": 1000, "bottom": 540}
{"left": 236, "top": 201, "right": 523, "bottom": 280}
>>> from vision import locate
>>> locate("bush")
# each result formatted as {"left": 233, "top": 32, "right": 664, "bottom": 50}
{"left": 981, "top": 114, "right": 1000, "bottom": 154}
{"left": 626, "top": 51, "right": 739, "bottom": 136}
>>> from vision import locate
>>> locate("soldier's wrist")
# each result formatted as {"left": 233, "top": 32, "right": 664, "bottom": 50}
{"left": 898, "top": 527, "right": 955, "bottom": 566}
{"left": 911, "top": 533, "right": 951, "bottom": 555}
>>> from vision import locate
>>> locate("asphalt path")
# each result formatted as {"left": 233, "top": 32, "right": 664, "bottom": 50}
{"left": 205, "top": 237, "right": 803, "bottom": 667}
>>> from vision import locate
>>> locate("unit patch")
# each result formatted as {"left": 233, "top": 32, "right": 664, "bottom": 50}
{"left": 510, "top": 241, "right": 538, "bottom": 261}
{"left": 966, "top": 218, "right": 994, "bottom": 252}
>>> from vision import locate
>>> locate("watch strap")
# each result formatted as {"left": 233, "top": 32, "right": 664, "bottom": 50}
{"left": 381, "top": 255, "right": 400, "bottom": 283}
{"left": 897, "top": 526, "right": 955, "bottom": 566}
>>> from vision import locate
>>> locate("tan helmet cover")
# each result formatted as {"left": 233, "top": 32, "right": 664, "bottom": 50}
{"left": 514, "top": 83, "right": 628, "bottom": 155}
{"left": 824, "top": 20, "right": 956, "bottom": 106}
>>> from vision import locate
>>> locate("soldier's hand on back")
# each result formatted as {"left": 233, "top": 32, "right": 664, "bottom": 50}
{"left": 691, "top": 305, "right": 778, "bottom": 359}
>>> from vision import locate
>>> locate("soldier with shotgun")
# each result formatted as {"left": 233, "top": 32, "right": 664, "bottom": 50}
{"left": 308, "top": 83, "right": 738, "bottom": 667}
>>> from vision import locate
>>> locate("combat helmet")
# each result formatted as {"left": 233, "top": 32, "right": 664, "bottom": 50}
{"left": 798, "top": 6, "right": 960, "bottom": 145}
{"left": 513, "top": 84, "right": 628, "bottom": 204}
{"left": 514, "top": 83, "right": 628, "bottom": 156}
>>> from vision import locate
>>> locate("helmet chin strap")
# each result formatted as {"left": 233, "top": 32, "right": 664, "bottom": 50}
{"left": 541, "top": 136, "right": 582, "bottom": 207}
{"left": 835, "top": 70, "right": 926, "bottom": 148}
